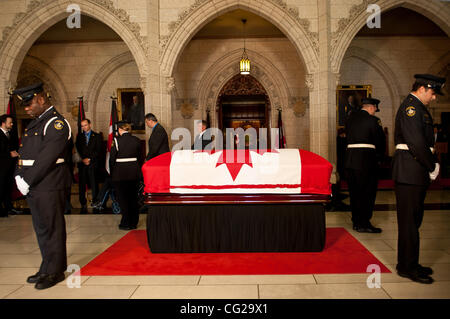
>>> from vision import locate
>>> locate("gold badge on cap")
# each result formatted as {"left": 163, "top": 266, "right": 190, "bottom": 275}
{"left": 54, "top": 120, "right": 64, "bottom": 130}
{"left": 406, "top": 106, "right": 416, "bottom": 117}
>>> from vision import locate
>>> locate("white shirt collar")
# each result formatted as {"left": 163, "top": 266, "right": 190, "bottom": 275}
{"left": 38, "top": 105, "right": 54, "bottom": 118}
{"left": 410, "top": 93, "right": 423, "bottom": 105}
{"left": 0, "top": 127, "right": 8, "bottom": 135}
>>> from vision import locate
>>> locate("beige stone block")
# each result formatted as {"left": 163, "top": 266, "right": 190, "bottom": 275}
{"left": 259, "top": 283, "right": 390, "bottom": 299}
{"left": 131, "top": 285, "right": 259, "bottom": 299}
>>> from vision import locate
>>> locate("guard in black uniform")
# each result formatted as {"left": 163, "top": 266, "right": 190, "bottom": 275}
{"left": 110, "top": 121, "right": 143, "bottom": 230}
{"left": 13, "top": 83, "right": 72, "bottom": 289}
{"left": 345, "top": 97, "right": 385, "bottom": 233}
{"left": 392, "top": 74, "right": 445, "bottom": 284}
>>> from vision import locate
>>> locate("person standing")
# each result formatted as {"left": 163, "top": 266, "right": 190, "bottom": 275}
{"left": 392, "top": 74, "right": 445, "bottom": 284}
{"left": 75, "top": 119, "right": 102, "bottom": 214}
{"left": 110, "top": 121, "right": 143, "bottom": 230}
{"left": 345, "top": 97, "right": 386, "bottom": 233}
{"left": 192, "top": 120, "right": 213, "bottom": 150}
{"left": 0, "top": 114, "right": 19, "bottom": 217}
{"left": 144, "top": 113, "right": 170, "bottom": 161}
{"left": 13, "top": 82, "right": 72, "bottom": 289}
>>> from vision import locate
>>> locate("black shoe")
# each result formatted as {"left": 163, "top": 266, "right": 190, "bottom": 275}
{"left": 80, "top": 205, "right": 88, "bottom": 214}
{"left": 64, "top": 210, "right": 71, "bottom": 215}
{"left": 35, "top": 273, "right": 66, "bottom": 290}
{"left": 8, "top": 208, "right": 22, "bottom": 215}
{"left": 355, "top": 224, "right": 382, "bottom": 233}
{"left": 93, "top": 208, "right": 101, "bottom": 214}
{"left": 26, "top": 272, "right": 46, "bottom": 284}
{"left": 0, "top": 214, "right": 8, "bottom": 218}
{"left": 119, "top": 225, "right": 137, "bottom": 231}
{"left": 418, "top": 265, "right": 434, "bottom": 276}
{"left": 397, "top": 269, "right": 434, "bottom": 284}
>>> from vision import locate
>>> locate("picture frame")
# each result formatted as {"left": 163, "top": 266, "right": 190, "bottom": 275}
{"left": 336, "top": 85, "right": 372, "bottom": 128}
{"left": 117, "top": 88, "right": 145, "bottom": 133}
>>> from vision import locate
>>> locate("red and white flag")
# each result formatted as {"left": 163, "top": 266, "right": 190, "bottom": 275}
{"left": 105, "top": 98, "right": 118, "bottom": 174}
{"left": 142, "top": 149, "right": 332, "bottom": 195}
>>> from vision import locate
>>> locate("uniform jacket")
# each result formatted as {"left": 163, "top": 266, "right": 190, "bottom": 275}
{"left": 75, "top": 130, "right": 102, "bottom": 168}
{"left": 146, "top": 123, "right": 170, "bottom": 161}
{"left": 392, "top": 94, "right": 436, "bottom": 185}
{"left": 345, "top": 109, "right": 386, "bottom": 171}
{"left": 110, "top": 132, "right": 143, "bottom": 181}
{"left": 15, "top": 106, "right": 72, "bottom": 191}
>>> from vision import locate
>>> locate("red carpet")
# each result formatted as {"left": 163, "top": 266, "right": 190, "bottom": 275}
{"left": 80, "top": 228, "right": 390, "bottom": 276}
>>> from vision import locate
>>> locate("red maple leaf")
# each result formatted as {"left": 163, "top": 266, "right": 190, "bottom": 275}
{"left": 194, "top": 148, "right": 280, "bottom": 181}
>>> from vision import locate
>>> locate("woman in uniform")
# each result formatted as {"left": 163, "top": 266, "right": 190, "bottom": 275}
{"left": 109, "top": 121, "right": 143, "bottom": 230}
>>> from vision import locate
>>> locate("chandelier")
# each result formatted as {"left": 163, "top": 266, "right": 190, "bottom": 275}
{"left": 239, "top": 19, "right": 250, "bottom": 75}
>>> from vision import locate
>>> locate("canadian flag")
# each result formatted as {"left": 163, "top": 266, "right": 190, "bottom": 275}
{"left": 142, "top": 149, "right": 332, "bottom": 195}
{"left": 105, "top": 98, "right": 118, "bottom": 174}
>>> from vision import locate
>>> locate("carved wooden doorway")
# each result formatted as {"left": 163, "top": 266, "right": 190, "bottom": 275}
{"left": 217, "top": 74, "right": 270, "bottom": 147}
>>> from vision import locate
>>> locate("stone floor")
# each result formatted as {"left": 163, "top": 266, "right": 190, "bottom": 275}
{"left": 0, "top": 189, "right": 449, "bottom": 299}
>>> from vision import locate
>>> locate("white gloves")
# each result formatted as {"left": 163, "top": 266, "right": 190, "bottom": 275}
{"left": 15, "top": 176, "right": 30, "bottom": 196}
{"left": 429, "top": 163, "right": 440, "bottom": 181}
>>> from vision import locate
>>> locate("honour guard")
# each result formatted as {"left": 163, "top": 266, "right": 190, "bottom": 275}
{"left": 110, "top": 121, "right": 143, "bottom": 230}
{"left": 13, "top": 83, "right": 72, "bottom": 289}
{"left": 345, "top": 97, "right": 386, "bottom": 233}
{"left": 393, "top": 74, "right": 446, "bottom": 284}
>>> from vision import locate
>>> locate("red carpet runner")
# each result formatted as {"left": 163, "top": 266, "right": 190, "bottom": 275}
{"left": 81, "top": 228, "right": 390, "bottom": 276}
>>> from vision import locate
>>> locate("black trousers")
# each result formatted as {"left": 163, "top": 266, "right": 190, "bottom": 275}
{"left": 347, "top": 168, "right": 378, "bottom": 227}
{"left": 78, "top": 164, "right": 98, "bottom": 206}
{"left": 27, "top": 188, "right": 68, "bottom": 275}
{"left": 0, "top": 168, "right": 14, "bottom": 215}
{"left": 113, "top": 180, "right": 139, "bottom": 228}
{"left": 395, "top": 182, "right": 428, "bottom": 272}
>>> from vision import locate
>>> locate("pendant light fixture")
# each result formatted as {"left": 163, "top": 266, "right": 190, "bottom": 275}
{"left": 239, "top": 18, "right": 250, "bottom": 75}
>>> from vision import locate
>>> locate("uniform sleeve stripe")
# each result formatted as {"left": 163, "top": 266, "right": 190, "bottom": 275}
{"left": 43, "top": 117, "right": 58, "bottom": 136}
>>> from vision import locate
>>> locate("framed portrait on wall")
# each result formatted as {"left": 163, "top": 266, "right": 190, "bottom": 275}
{"left": 336, "top": 85, "right": 372, "bottom": 128}
{"left": 117, "top": 88, "right": 145, "bottom": 132}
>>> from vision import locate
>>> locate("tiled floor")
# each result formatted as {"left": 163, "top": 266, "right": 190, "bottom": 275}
{"left": 0, "top": 190, "right": 449, "bottom": 299}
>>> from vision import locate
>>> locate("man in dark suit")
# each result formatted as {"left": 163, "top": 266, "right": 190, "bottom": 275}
{"left": 75, "top": 119, "right": 102, "bottom": 213}
{"left": 192, "top": 120, "right": 213, "bottom": 150}
{"left": 345, "top": 97, "right": 386, "bottom": 233}
{"left": 0, "top": 114, "right": 19, "bottom": 217}
{"left": 145, "top": 113, "right": 170, "bottom": 161}
{"left": 13, "top": 82, "right": 72, "bottom": 289}
{"left": 110, "top": 121, "right": 143, "bottom": 230}
{"left": 392, "top": 74, "right": 445, "bottom": 284}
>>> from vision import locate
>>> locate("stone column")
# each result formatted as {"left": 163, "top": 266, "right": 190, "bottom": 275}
{"left": 308, "top": 0, "right": 338, "bottom": 183}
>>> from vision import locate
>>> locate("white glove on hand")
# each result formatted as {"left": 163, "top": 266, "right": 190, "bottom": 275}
{"left": 429, "top": 163, "right": 440, "bottom": 181}
{"left": 15, "top": 175, "right": 30, "bottom": 196}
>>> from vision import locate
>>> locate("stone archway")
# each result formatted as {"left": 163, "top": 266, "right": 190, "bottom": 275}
{"left": 17, "top": 56, "right": 69, "bottom": 112}
{"left": 196, "top": 49, "right": 292, "bottom": 129}
{"left": 86, "top": 51, "right": 135, "bottom": 124}
{"left": 331, "top": 0, "right": 450, "bottom": 73}
{"left": 217, "top": 74, "right": 271, "bottom": 147}
{"left": 160, "top": 0, "right": 319, "bottom": 77}
{"left": 0, "top": 0, "right": 148, "bottom": 108}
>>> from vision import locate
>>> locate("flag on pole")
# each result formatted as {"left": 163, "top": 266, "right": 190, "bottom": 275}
{"left": 6, "top": 93, "right": 19, "bottom": 150}
{"left": 206, "top": 109, "right": 211, "bottom": 128}
{"left": 106, "top": 97, "right": 118, "bottom": 174}
{"left": 77, "top": 96, "right": 85, "bottom": 134}
{"left": 278, "top": 109, "right": 286, "bottom": 149}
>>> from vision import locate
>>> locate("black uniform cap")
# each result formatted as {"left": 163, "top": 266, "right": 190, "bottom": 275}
{"left": 414, "top": 74, "right": 446, "bottom": 95}
{"left": 361, "top": 97, "right": 381, "bottom": 112}
{"left": 12, "top": 82, "right": 44, "bottom": 104}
